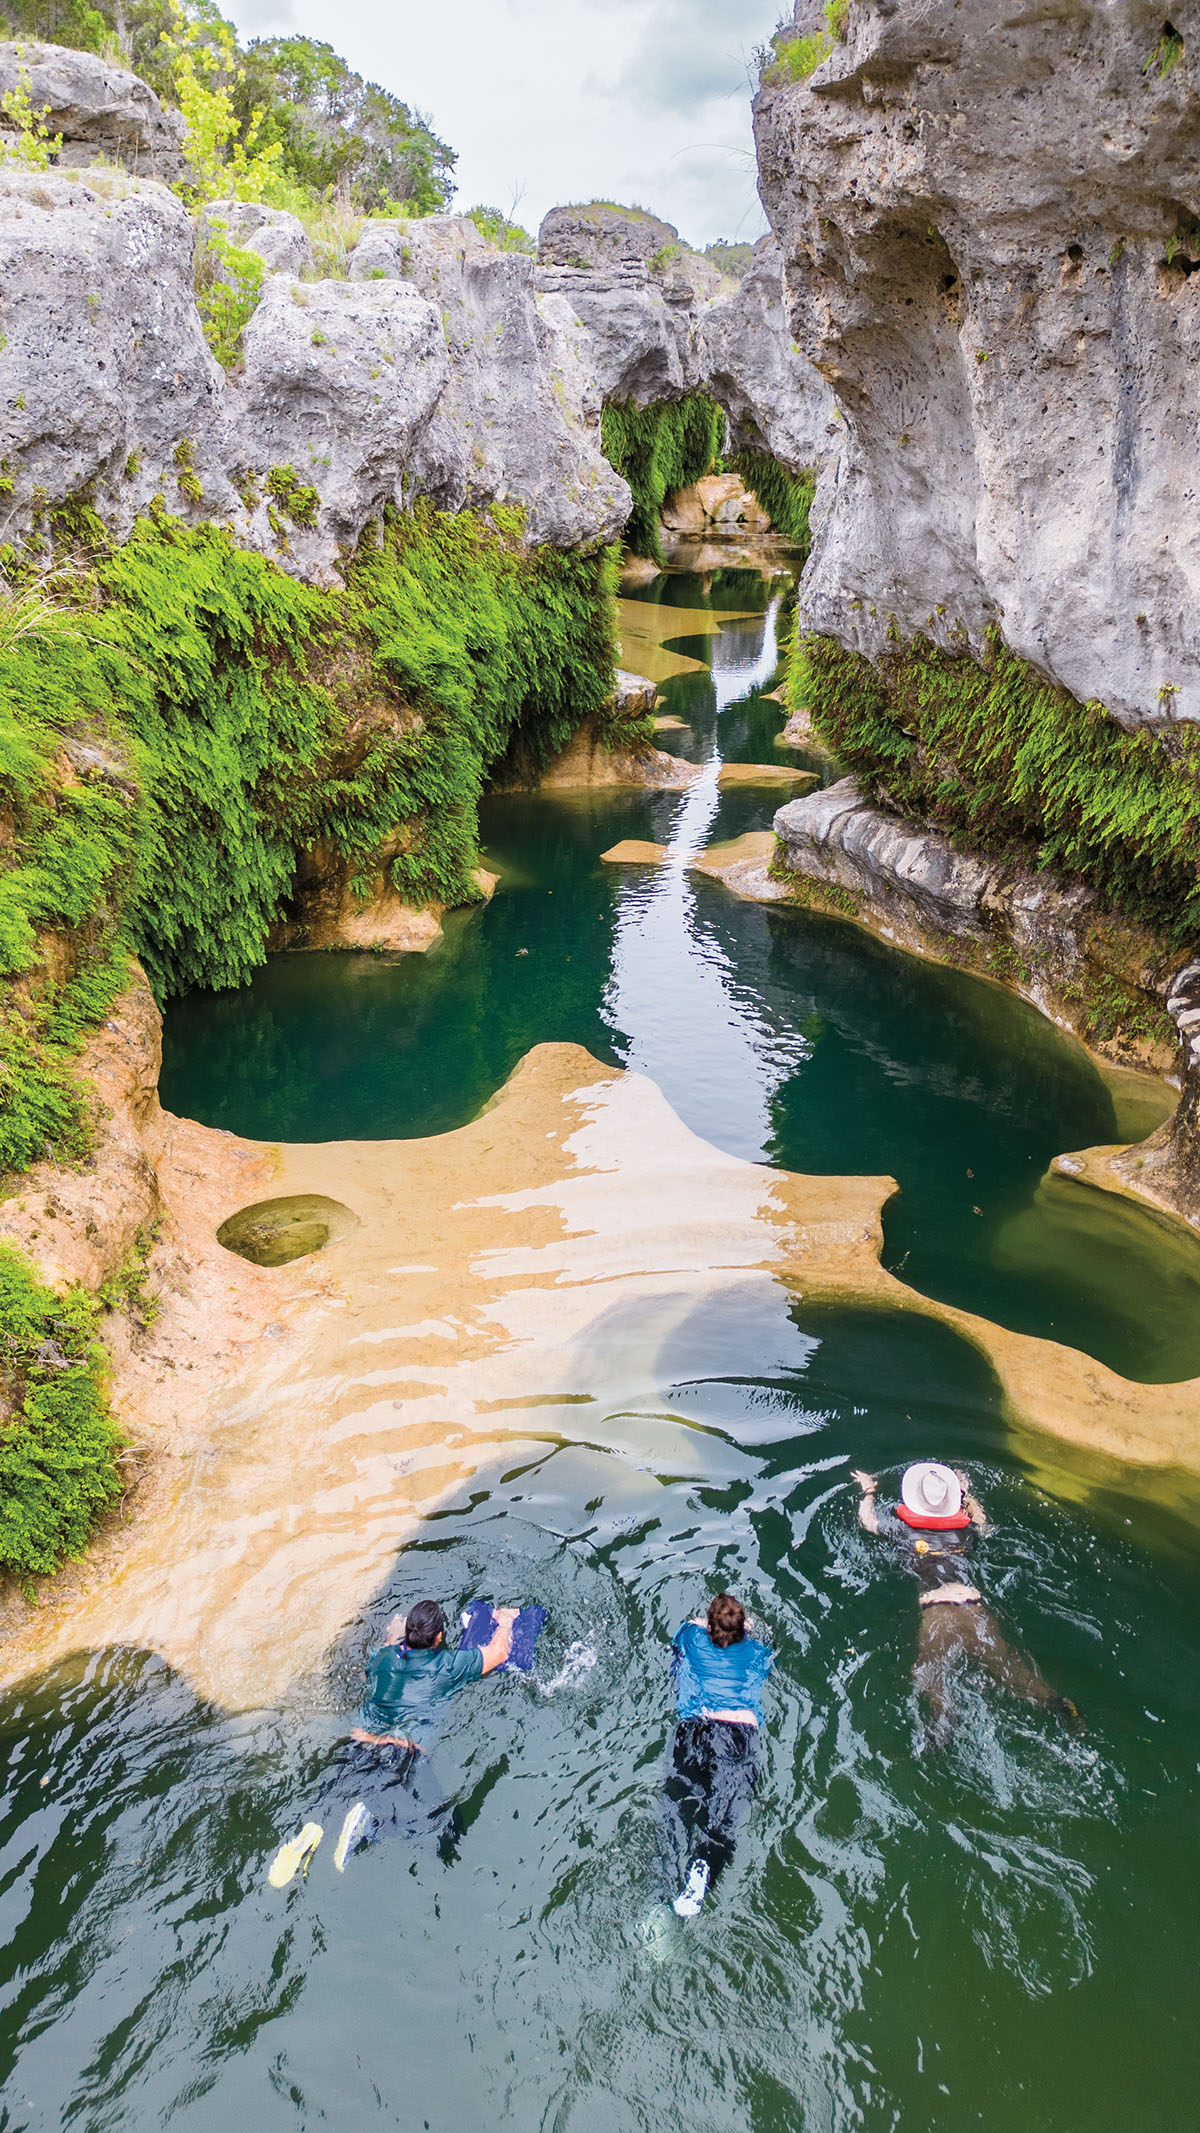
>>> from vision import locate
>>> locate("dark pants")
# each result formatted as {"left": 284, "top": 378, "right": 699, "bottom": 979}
{"left": 664, "top": 1718, "right": 760, "bottom": 1890}
{"left": 319, "top": 1741, "right": 463, "bottom": 1863}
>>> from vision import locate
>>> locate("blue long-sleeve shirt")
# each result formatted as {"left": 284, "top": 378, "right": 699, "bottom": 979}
{"left": 671, "top": 1622, "right": 773, "bottom": 1725}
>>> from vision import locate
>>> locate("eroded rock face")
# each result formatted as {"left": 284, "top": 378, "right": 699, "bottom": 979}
{"left": 0, "top": 166, "right": 224, "bottom": 521}
{"left": 756, "top": 0, "right": 1200, "bottom": 728}
{"left": 349, "top": 213, "right": 629, "bottom": 547}
{"left": 535, "top": 214, "right": 836, "bottom": 476}
{"left": 697, "top": 236, "right": 840, "bottom": 470}
{"left": 0, "top": 38, "right": 185, "bottom": 179}
{"left": 0, "top": 70, "right": 833, "bottom": 572}
{"left": 226, "top": 274, "right": 449, "bottom": 562}
{"left": 0, "top": 173, "right": 627, "bottom": 570}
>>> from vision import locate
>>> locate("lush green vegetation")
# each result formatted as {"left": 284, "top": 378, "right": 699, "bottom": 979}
{"left": 0, "top": 1, "right": 456, "bottom": 216}
{"left": 466, "top": 206, "right": 535, "bottom": 255}
{"left": 601, "top": 397, "right": 816, "bottom": 563}
{"left": 704, "top": 241, "right": 755, "bottom": 280}
{"left": 0, "top": 504, "right": 622, "bottom": 1178}
{"left": 729, "top": 449, "right": 815, "bottom": 552}
{"left": 760, "top": 0, "right": 850, "bottom": 84}
{"left": 796, "top": 628, "right": 1200, "bottom": 941}
{"left": 0, "top": 1243, "right": 122, "bottom": 1581}
{"left": 601, "top": 396, "right": 725, "bottom": 562}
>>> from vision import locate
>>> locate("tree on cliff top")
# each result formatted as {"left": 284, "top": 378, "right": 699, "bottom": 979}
{"left": 234, "top": 36, "right": 454, "bottom": 215}
{"left": 0, "top": 0, "right": 455, "bottom": 214}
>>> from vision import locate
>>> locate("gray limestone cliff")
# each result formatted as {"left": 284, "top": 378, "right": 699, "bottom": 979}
{"left": 755, "top": 0, "right": 1200, "bottom": 730}
{"left": 535, "top": 204, "right": 837, "bottom": 477}
{"left": 0, "top": 168, "right": 630, "bottom": 573}
{"left": 0, "top": 89, "right": 833, "bottom": 579}
{"left": 0, "top": 38, "right": 185, "bottom": 179}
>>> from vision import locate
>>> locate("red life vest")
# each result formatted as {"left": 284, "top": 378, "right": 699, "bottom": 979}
{"left": 896, "top": 1503, "right": 970, "bottom": 1531}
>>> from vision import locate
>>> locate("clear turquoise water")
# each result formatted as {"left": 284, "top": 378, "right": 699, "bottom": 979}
{"left": 5, "top": 566, "right": 1200, "bottom": 2132}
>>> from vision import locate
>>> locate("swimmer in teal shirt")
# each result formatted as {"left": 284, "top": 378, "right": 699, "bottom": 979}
{"left": 665, "top": 1593, "right": 773, "bottom": 1917}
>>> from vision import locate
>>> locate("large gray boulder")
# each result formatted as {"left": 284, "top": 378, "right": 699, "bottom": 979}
{"left": 756, "top": 0, "right": 1200, "bottom": 728}
{"left": 538, "top": 203, "right": 684, "bottom": 274}
{"left": 0, "top": 166, "right": 223, "bottom": 524}
{"left": 204, "top": 199, "right": 314, "bottom": 277}
{"left": 223, "top": 276, "right": 449, "bottom": 570}
{"left": 348, "top": 213, "right": 629, "bottom": 548}
{"left": 0, "top": 38, "right": 184, "bottom": 179}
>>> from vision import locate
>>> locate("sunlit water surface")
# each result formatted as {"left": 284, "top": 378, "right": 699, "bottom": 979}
{"left": 5, "top": 567, "right": 1200, "bottom": 2132}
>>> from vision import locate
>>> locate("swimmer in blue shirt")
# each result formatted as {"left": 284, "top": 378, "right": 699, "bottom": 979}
{"left": 665, "top": 1593, "right": 773, "bottom": 1917}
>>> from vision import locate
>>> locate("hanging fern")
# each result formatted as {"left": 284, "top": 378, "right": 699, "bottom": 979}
{"left": 797, "top": 627, "right": 1200, "bottom": 941}
{"left": 601, "top": 395, "right": 725, "bottom": 561}
{"left": 0, "top": 505, "right": 620, "bottom": 1176}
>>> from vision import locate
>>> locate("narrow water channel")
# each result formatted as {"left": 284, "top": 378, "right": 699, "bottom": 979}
{"left": 4, "top": 566, "right": 1200, "bottom": 2133}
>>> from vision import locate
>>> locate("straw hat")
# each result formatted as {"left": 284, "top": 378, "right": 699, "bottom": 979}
{"left": 900, "top": 1462, "right": 963, "bottom": 1519}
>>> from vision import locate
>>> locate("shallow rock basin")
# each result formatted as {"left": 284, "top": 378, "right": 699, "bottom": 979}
{"left": 217, "top": 1192, "right": 359, "bottom": 1267}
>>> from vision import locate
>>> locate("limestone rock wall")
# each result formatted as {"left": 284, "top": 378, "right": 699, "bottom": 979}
{"left": 0, "top": 39, "right": 185, "bottom": 179}
{"left": 755, "top": 0, "right": 1200, "bottom": 729}
{"left": 0, "top": 172, "right": 629, "bottom": 574}
{"left": 536, "top": 207, "right": 837, "bottom": 479}
{"left": 0, "top": 88, "right": 834, "bottom": 579}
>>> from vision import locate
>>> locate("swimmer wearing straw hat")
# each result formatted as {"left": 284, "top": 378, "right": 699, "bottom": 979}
{"left": 851, "top": 1462, "right": 1080, "bottom": 1748}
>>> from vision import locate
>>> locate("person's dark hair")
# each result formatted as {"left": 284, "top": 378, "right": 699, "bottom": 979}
{"left": 707, "top": 1593, "right": 746, "bottom": 1648}
{"left": 405, "top": 1600, "right": 446, "bottom": 1649}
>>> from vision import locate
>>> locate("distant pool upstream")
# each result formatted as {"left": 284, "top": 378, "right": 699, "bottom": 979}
{"left": 4, "top": 564, "right": 1200, "bottom": 2133}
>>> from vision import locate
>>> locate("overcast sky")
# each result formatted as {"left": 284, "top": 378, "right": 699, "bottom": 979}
{"left": 223, "top": 0, "right": 786, "bottom": 247}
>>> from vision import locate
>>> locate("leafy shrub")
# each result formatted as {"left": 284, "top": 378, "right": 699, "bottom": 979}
{"left": 601, "top": 395, "right": 725, "bottom": 561}
{"left": 194, "top": 220, "right": 265, "bottom": 368}
{"left": 0, "top": 1243, "right": 122, "bottom": 1581}
{"left": 799, "top": 627, "right": 1200, "bottom": 941}
{"left": 0, "top": 62, "right": 62, "bottom": 165}
{"left": 761, "top": 0, "right": 850, "bottom": 84}
{"left": 466, "top": 205, "right": 534, "bottom": 254}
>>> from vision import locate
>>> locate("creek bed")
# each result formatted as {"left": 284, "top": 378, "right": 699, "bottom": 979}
{"left": 4, "top": 566, "right": 1200, "bottom": 2133}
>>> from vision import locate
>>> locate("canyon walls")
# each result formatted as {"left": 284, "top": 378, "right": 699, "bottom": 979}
{"left": 756, "top": 0, "right": 1200, "bottom": 731}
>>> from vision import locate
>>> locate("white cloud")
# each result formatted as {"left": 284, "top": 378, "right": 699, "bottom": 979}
{"left": 219, "top": 0, "right": 782, "bottom": 246}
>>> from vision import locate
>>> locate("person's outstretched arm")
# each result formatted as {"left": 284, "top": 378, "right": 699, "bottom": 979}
{"left": 478, "top": 1605, "right": 518, "bottom": 1675}
{"left": 956, "top": 1470, "right": 988, "bottom": 1531}
{"left": 852, "top": 1469, "right": 880, "bottom": 1534}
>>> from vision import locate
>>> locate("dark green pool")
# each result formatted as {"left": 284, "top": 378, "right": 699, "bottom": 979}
{"left": 5, "top": 565, "right": 1199, "bottom": 2133}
